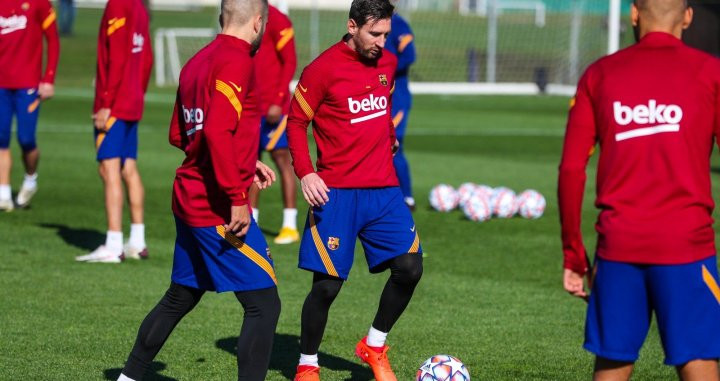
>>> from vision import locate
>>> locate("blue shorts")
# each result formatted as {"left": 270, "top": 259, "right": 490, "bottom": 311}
{"left": 259, "top": 115, "right": 288, "bottom": 152}
{"left": 585, "top": 255, "right": 720, "bottom": 365}
{"left": 298, "top": 187, "right": 421, "bottom": 280}
{"left": 94, "top": 118, "right": 138, "bottom": 161}
{"left": 0, "top": 88, "right": 41, "bottom": 151}
{"left": 171, "top": 215, "right": 278, "bottom": 293}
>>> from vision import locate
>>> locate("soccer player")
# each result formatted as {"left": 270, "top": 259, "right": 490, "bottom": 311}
{"left": 287, "top": 1, "right": 423, "bottom": 380}
{"left": 0, "top": 0, "right": 59, "bottom": 211}
{"left": 559, "top": 0, "right": 720, "bottom": 379}
{"left": 385, "top": 5, "right": 416, "bottom": 210}
{"left": 76, "top": 0, "right": 153, "bottom": 263}
{"left": 249, "top": 3, "right": 299, "bottom": 244}
{"left": 115, "top": 1, "right": 280, "bottom": 381}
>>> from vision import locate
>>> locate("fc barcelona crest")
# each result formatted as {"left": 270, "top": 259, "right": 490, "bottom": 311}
{"left": 266, "top": 247, "right": 273, "bottom": 260}
{"left": 327, "top": 237, "right": 340, "bottom": 251}
{"left": 22, "top": 2, "right": 30, "bottom": 10}
{"left": 379, "top": 74, "right": 388, "bottom": 86}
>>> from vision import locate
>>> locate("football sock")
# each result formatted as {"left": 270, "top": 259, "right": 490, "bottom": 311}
{"left": 129, "top": 224, "right": 146, "bottom": 249}
{"left": 116, "top": 374, "right": 135, "bottom": 381}
{"left": 282, "top": 208, "right": 297, "bottom": 230}
{"left": 300, "top": 272, "right": 344, "bottom": 355}
{"left": 122, "top": 283, "right": 205, "bottom": 381}
{"left": 0, "top": 184, "right": 10, "bottom": 200}
{"left": 366, "top": 326, "right": 388, "bottom": 348}
{"left": 372, "top": 253, "right": 423, "bottom": 332}
{"left": 22, "top": 173, "right": 37, "bottom": 190}
{"left": 106, "top": 231, "right": 123, "bottom": 253}
{"left": 234, "top": 287, "right": 281, "bottom": 381}
{"left": 252, "top": 208, "right": 259, "bottom": 223}
{"left": 404, "top": 197, "right": 416, "bottom": 207}
{"left": 299, "top": 353, "right": 319, "bottom": 367}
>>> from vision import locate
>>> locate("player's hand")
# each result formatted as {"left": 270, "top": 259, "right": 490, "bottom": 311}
{"left": 301, "top": 173, "right": 330, "bottom": 207}
{"left": 93, "top": 108, "right": 112, "bottom": 131}
{"left": 254, "top": 160, "right": 277, "bottom": 190}
{"left": 266, "top": 104, "right": 283, "bottom": 124}
{"left": 38, "top": 82, "right": 54, "bottom": 100}
{"left": 225, "top": 205, "right": 251, "bottom": 237}
{"left": 563, "top": 268, "right": 589, "bottom": 301}
{"left": 392, "top": 139, "right": 400, "bottom": 155}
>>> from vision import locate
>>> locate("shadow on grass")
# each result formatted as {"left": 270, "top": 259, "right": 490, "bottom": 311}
{"left": 39, "top": 223, "right": 104, "bottom": 251}
{"left": 104, "top": 362, "right": 177, "bottom": 381}
{"left": 216, "top": 333, "right": 373, "bottom": 381}
{"left": 260, "top": 227, "right": 280, "bottom": 237}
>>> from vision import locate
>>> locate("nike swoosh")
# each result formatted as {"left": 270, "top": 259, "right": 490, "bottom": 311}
{"left": 229, "top": 81, "right": 242, "bottom": 93}
{"left": 299, "top": 84, "right": 308, "bottom": 93}
{"left": 411, "top": 225, "right": 416, "bottom": 232}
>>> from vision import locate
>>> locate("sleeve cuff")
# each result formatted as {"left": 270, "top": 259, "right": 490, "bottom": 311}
{"left": 563, "top": 252, "right": 588, "bottom": 275}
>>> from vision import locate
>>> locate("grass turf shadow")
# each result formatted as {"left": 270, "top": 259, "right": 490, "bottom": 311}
{"left": 39, "top": 223, "right": 105, "bottom": 251}
{"left": 104, "top": 362, "right": 177, "bottom": 381}
{"left": 216, "top": 333, "right": 373, "bottom": 381}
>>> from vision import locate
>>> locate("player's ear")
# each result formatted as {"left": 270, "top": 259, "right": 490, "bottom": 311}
{"left": 347, "top": 19, "right": 358, "bottom": 36}
{"left": 682, "top": 6, "right": 693, "bottom": 30}
{"left": 253, "top": 14, "right": 262, "bottom": 34}
{"left": 630, "top": 3, "right": 639, "bottom": 27}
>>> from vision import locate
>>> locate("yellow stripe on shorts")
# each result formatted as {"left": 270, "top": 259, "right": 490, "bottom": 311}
{"left": 309, "top": 210, "right": 339, "bottom": 277}
{"left": 266, "top": 116, "right": 288, "bottom": 151}
{"left": 408, "top": 232, "right": 420, "bottom": 254}
{"left": 702, "top": 264, "right": 720, "bottom": 305}
{"left": 215, "top": 225, "right": 278, "bottom": 285}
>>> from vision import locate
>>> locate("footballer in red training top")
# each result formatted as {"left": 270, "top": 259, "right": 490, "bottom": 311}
{"left": 558, "top": 0, "right": 720, "bottom": 378}
{"left": 0, "top": 0, "right": 59, "bottom": 211}
{"left": 287, "top": 1, "right": 422, "bottom": 381}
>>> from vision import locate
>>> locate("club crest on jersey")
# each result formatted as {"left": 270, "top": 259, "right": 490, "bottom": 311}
{"left": 266, "top": 248, "right": 272, "bottom": 260}
{"left": 327, "top": 237, "right": 340, "bottom": 251}
{"left": 379, "top": 74, "right": 388, "bottom": 86}
{"left": 22, "top": 2, "right": 30, "bottom": 11}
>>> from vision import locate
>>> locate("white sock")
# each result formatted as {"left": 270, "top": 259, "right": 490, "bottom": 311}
{"left": 404, "top": 197, "right": 416, "bottom": 206}
{"left": 105, "top": 231, "right": 123, "bottom": 253}
{"left": 0, "top": 185, "right": 10, "bottom": 200}
{"left": 22, "top": 173, "right": 38, "bottom": 190}
{"left": 282, "top": 208, "right": 298, "bottom": 230}
{"left": 117, "top": 374, "right": 136, "bottom": 381}
{"left": 367, "top": 326, "right": 388, "bottom": 348}
{"left": 252, "top": 208, "right": 259, "bottom": 223}
{"left": 129, "top": 224, "right": 146, "bottom": 249}
{"left": 299, "top": 353, "right": 319, "bottom": 367}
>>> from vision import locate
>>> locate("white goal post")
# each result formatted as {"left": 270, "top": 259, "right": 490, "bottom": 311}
{"left": 154, "top": 28, "right": 215, "bottom": 87}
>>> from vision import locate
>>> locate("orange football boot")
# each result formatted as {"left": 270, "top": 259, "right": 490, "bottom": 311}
{"left": 354, "top": 337, "right": 397, "bottom": 381}
{"left": 294, "top": 365, "right": 320, "bottom": 381}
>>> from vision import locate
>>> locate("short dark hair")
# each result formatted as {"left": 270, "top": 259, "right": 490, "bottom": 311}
{"left": 349, "top": 0, "right": 394, "bottom": 28}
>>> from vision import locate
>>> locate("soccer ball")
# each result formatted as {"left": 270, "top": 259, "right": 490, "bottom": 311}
{"left": 417, "top": 355, "right": 470, "bottom": 381}
{"left": 518, "top": 189, "right": 546, "bottom": 219}
{"left": 429, "top": 184, "right": 459, "bottom": 212}
{"left": 474, "top": 184, "right": 493, "bottom": 200}
{"left": 457, "top": 182, "right": 477, "bottom": 208}
{"left": 491, "top": 187, "right": 518, "bottom": 218}
{"left": 462, "top": 193, "right": 491, "bottom": 222}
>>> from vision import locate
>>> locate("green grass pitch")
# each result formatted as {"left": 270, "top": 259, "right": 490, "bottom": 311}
{"left": 0, "top": 6, "right": 714, "bottom": 381}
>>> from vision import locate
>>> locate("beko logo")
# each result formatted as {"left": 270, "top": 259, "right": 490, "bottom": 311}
{"left": 347, "top": 95, "right": 388, "bottom": 124}
{"left": 613, "top": 100, "right": 683, "bottom": 141}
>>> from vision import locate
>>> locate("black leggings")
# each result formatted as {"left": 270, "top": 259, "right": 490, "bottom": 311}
{"left": 121, "top": 283, "right": 280, "bottom": 381}
{"left": 300, "top": 253, "right": 422, "bottom": 354}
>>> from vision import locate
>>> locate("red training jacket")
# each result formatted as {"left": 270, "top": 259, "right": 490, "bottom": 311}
{"left": 254, "top": 5, "right": 296, "bottom": 115}
{"left": 558, "top": 32, "right": 720, "bottom": 274}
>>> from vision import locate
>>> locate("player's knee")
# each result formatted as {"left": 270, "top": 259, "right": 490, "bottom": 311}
{"left": 17, "top": 133, "right": 36, "bottom": 152}
{"left": 236, "top": 287, "right": 281, "bottom": 323}
{"left": 121, "top": 162, "right": 138, "bottom": 180}
{"left": 161, "top": 283, "right": 203, "bottom": 314}
{"left": 391, "top": 254, "right": 423, "bottom": 286}
{"left": 310, "top": 278, "right": 343, "bottom": 302}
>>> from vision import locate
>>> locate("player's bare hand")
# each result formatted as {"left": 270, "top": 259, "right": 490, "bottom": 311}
{"left": 563, "top": 268, "right": 589, "bottom": 301}
{"left": 93, "top": 108, "right": 112, "bottom": 131}
{"left": 225, "top": 205, "right": 251, "bottom": 237}
{"left": 266, "top": 104, "right": 283, "bottom": 124}
{"left": 38, "top": 82, "right": 54, "bottom": 100}
{"left": 392, "top": 139, "right": 400, "bottom": 155}
{"left": 254, "top": 160, "right": 277, "bottom": 190}
{"left": 301, "top": 173, "right": 330, "bottom": 207}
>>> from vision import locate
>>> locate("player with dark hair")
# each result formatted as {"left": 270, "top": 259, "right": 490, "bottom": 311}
{"left": 76, "top": 0, "right": 153, "bottom": 263}
{"left": 288, "top": 1, "right": 422, "bottom": 380}
{"left": 559, "top": 0, "right": 720, "bottom": 379}
{"left": 115, "top": 1, "right": 280, "bottom": 380}
{"left": 0, "top": 0, "right": 59, "bottom": 211}
{"left": 385, "top": 4, "right": 416, "bottom": 210}
{"left": 249, "top": 3, "right": 300, "bottom": 244}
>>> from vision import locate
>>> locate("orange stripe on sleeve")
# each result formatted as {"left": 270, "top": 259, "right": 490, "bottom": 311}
{"left": 276, "top": 28, "right": 295, "bottom": 51}
{"left": 107, "top": 17, "right": 126, "bottom": 36}
{"left": 42, "top": 10, "right": 56, "bottom": 30}
{"left": 398, "top": 34, "right": 414, "bottom": 53}
{"left": 294, "top": 87, "right": 315, "bottom": 120}
{"left": 215, "top": 80, "right": 243, "bottom": 119}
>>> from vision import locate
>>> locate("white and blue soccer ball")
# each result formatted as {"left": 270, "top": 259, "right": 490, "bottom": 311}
{"left": 491, "top": 187, "right": 518, "bottom": 218}
{"left": 429, "top": 184, "right": 459, "bottom": 212}
{"left": 462, "top": 192, "right": 491, "bottom": 222}
{"left": 417, "top": 355, "right": 471, "bottom": 381}
{"left": 457, "top": 183, "right": 477, "bottom": 208}
{"left": 474, "top": 184, "right": 494, "bottom": 200}
{"left": 518, "top": 189, "right": 546, "bottom": 219}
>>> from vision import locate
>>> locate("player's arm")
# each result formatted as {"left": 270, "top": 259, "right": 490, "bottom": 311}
{"left": 388, "top": 80, "right": 399, "bottom": 152}
{"left": 558, "top": 68, "right": 597, "bottom": 298}
{"left": 168, "top": 92, "right": 183, "bottom": 149}
{"left": 268, "top": 13, "right": 297, "bottom": 122}
{"left": 39, "top": 0, "right": 59, "bottom": 100}
{"left": 98, "top": 1, "right": 130, "bottom": 113}
{"left": 394, "top": 20, "right": 416, "bottom": 72}
{"left": 141, "top": 30, "right": 153, "bottom": 94}
{"left": 287, "top": 65, "right": 329, "bottom": 206}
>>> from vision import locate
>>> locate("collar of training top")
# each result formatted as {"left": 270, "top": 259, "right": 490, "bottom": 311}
{"left": 640, "top": 31, "right": 684, "bottom": 47}
{"left": 215, "top": 33, "right": 252, "bottom": 51}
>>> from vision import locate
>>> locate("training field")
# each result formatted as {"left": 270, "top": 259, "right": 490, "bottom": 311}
{"left": 1, "top": 7, "right": 715, "bottom": 381}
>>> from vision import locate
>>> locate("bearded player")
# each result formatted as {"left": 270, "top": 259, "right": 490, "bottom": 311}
{"left": 559, "top": 0, "right": 720, "bottom": 379}
{"left": 287, "top": 1, "right": 422, "bottom": 380}
{"left": 115, "top": 1, "right": 280, "bottom": 380}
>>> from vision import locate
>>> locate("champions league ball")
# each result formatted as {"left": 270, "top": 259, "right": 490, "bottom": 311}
{"left": 491, "top": 187, "right": 518, "bottom": 218}
{"left": 474, "top": 184, "right": 494, "bottom": 200}
{"left": 429, "top": 184, "right": 459, "bottom": 212}
{"left": 462, "top": 192, "right": 491, "bottom": 222}
{"left": 416, "top": 355, "right": 471, "bottom": 381}
{"left": 457, "top": 183, "right": 477, "bottom": 208}
{"left": 518, "top": 189, "right": 546, "bottom": 219}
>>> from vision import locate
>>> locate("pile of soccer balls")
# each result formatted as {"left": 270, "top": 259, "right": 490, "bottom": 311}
{"left": 429, "top": 183, "right": 546, "bottom": 222}
{"left": 417, "top": 354, "right": 471, "bottom": 380}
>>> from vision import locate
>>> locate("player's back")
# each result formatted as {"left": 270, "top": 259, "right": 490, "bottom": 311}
{"left": 585, "top": 32, "right": 720, "bottom": 263}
